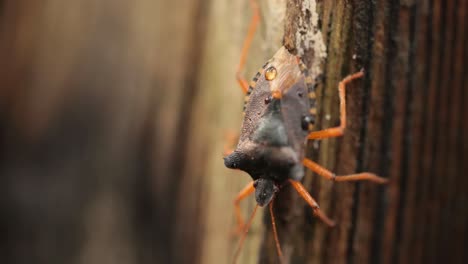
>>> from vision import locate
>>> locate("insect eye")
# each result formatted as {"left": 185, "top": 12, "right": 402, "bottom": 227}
{"left": 265, "top": 66, "right": 277, "bottom": 81}
{"left": 301, "top": 115, "right": 315, "bottom": 130}
{"left": 253, "top": 181, "right": 258, "bottom": 188}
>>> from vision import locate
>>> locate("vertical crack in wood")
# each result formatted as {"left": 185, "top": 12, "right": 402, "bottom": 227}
{"left": 460, "top": 10, "right": 468, "bottom": 262}
{"left": 454, "top": 1, "right": 468, "bottom": 262}
{"left": 391, "top": 2, "right": 418, "bottom": 264}
{"left": 433, "top": 0, "right": 459, "bottom": 262}
{"left": 346, "top": 1, "right": 377, "bottom": 263}
{"left": 421, "top": 0, "right": 444, "bottom": 263}
{"left": 397, "top": 1, "right": 429, "bottom": 262}
{"left": 411, "top": 0, "right": 434, "bottom": 262}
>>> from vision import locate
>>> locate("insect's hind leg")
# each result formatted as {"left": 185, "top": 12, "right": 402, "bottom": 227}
{"left": 303, "top": 158, "right": 388, "bottom": 184}
{"left": 289, "top": 180, "right": 336, "bottom": 227}
{"left": 307, "top": 70, "right": 364, "bottom": 140}
{"left": 236, "top": 0, "right": 260, "bottom": 94}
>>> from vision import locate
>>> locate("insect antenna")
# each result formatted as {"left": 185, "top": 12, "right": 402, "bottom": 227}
{"left": 269, "top": 200, "right": 284, "bottom": 263}
{"left": 232, "top": 204, "right": 259, "bottom": 264}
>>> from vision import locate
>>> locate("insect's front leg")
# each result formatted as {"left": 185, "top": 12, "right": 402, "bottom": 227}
{"left": 289, "top": 180, "right": 336, "bottom": 227}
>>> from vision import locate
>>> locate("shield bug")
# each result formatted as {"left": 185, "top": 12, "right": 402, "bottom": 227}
{"left": 225, "top": 0, "right": 388, "bottom": 262}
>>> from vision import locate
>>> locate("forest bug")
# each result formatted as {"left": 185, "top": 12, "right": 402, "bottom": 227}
{"left": 224, "top": 0, "right": 388, "bottom": 262}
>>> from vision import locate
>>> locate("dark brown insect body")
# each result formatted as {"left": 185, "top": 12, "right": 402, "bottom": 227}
{"left": 226, "top": 1, "right": 388, "bottom": 262}
{"left": 225, "top": 47, "right": 314, "bottom": 206}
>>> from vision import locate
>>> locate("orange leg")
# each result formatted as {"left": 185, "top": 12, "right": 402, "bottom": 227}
{"left": 307, "top": 71, "right": 364, "bottom": 140}
{"left": 232, "top": 204, "right": 259, "bottom": 264}
{"left": 236, "top": 0, "right": 260, "bottom": 94}
{"left": 303, "top": 158, "right": 388, "bottom": 184}
{"left": 233, "top": 181, "right": 255, "bottom": 233}
{"left": 289, "top": 179, "right": 336, "bottom": 227}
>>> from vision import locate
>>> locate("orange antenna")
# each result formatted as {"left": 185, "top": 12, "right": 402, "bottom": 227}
{"left": 232, "top": 204, "right": 259, "bottom": 264}
{"left": 269, "top": 200, "right": 284, "bottom": 263}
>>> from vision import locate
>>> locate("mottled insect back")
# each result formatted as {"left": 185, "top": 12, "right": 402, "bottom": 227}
{"left": 225, "top": 47, "right": 315, "bottom": 205}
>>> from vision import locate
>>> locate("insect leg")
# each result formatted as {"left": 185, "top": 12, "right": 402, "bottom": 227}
{"left": 233, "top": 181, "right": 255, "bottom": 233}
{"left": 307, "top": 71, "right": 364, "bottom": 140}
{"left": 232, "top": 204, "right": 259, "bottom": 264}
{"left": 236, "top": 0, "right": 260, "bottom": 94}
{"left": 289, "top": 179, "right": 336, "bottom": 227}
{"left": 303, "top": 158, "right": 388, "bottom": 184}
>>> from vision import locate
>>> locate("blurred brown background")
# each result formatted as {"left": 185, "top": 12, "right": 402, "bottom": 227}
{"left": 0, "top": 0, "right": 467, "bottom": 264}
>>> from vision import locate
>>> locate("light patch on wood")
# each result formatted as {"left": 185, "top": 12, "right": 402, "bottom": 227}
{"left": 295, "top": 0, "right": 327, "bottom": 78}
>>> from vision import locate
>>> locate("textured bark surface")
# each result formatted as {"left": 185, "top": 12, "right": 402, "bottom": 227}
{"left": 0, "top": 0, "right": 466, "bottom": 264}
